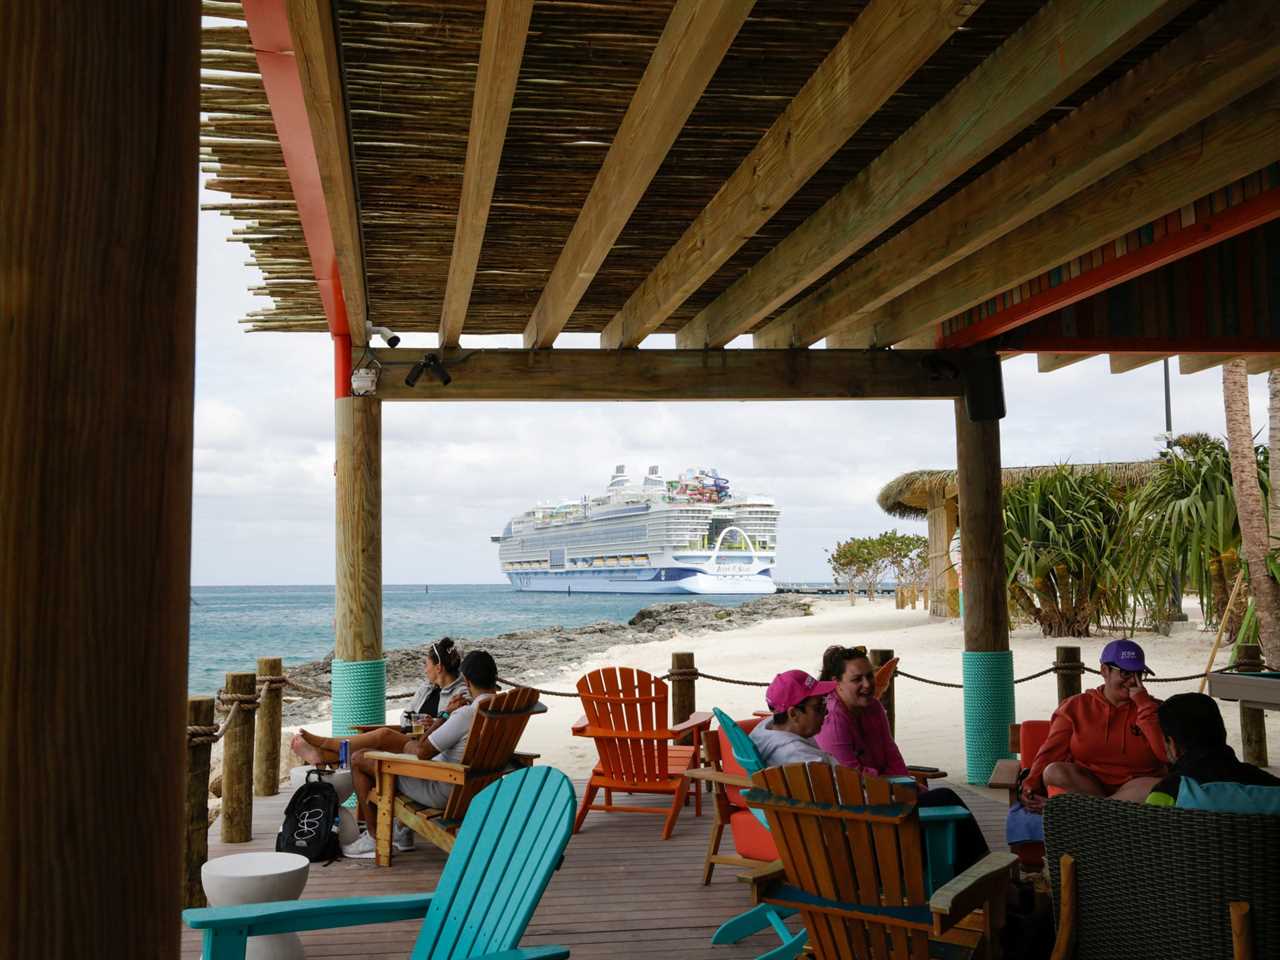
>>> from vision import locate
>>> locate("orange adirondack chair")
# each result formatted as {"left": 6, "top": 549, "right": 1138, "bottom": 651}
{"left": 572, "top": 666, "right": 712, "bottom": 839}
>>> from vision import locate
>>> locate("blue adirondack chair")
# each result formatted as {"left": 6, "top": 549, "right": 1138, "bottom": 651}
{"left": 710, "top": 709, "right": 970, "bottom": 960}
{"left": 184, "top": 766, "right": 575, "bottom": 960}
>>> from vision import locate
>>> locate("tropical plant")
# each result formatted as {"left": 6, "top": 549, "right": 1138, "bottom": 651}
{"left": 881, "top": 529, "right": 927, "bottom": 588}
{"left": 828, "top": 533, "right": 893, "bottom": 603}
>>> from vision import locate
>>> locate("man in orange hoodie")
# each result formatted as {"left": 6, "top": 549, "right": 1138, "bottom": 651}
{"left": 1021, "top": 640, "right": 1167, "bottom": 809}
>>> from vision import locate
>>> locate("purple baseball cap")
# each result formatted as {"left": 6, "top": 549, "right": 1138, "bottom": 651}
{"left": 766, "top": 670, "right": 837, "bottom": 713}
{"left": 1099, "top": 639, "right": 1154, "bottom": 675}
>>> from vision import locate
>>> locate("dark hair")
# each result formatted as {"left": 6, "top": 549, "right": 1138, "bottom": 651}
{"left": 460, "top": 649, "right": 498, "bottom": 689}
{"left": 820, "top": 644, "right": 870, "bottom": 682}
{"left": 427, "top": 637, "right": 462, "bottom": 674}
{"left": 1157, "top": 693, "right": 1227, "bottom": 754}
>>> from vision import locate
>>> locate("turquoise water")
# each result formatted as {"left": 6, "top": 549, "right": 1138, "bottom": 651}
{"left": 188, "top": 583, "right": 756, "bottom": 694}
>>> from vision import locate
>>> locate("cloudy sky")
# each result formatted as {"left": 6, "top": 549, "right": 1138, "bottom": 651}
{"left": 193, "top": 183, "right": 1270, "bottom": 586}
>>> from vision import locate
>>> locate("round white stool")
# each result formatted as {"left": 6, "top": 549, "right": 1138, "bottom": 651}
{"left": 203, "top": 852, "right": 310, "bottom": 960}
{"left": 288, "top": 766, "right": 354, "bottom": 804}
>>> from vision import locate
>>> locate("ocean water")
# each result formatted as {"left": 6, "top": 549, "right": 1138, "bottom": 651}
{"left": 188, "top": 583, "right": 757, "bottom": 694}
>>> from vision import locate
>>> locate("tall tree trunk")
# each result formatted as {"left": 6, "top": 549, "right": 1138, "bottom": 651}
{"left": 1223, "top": 359, "right": 1280, "bottom": 665}
{"left": 1270, "top": 369, "right": 1280, "bottom": 548}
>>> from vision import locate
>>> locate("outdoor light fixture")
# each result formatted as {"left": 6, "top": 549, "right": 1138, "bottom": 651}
{"left": 366, "top": 322, "right": 401, "bottom": 348}
{"left": 404, "top": 353, "right": 451, "bottom": 388}
{"left": 350, "top": 366, "right": 379, "bottom": 396}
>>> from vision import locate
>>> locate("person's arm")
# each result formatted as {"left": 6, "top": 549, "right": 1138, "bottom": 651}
{"left": 1024, "top": 704, "right": 1075, "bottom": 795}
{"left": 1145, "top": 772, "right": 1180, "bottom": 806}
{"left": 1131, "top": 682, "right": 1167, "bottom": 763}
{"left": 425, "top": 705, "right": 471, "bottom": 759}
{"left": 814, "top": 703, "right": 863, "bottom": 769}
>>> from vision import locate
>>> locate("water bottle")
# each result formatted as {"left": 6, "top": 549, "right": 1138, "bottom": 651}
{"left": 339, "top": 739, "right": 350, "bottom": 769}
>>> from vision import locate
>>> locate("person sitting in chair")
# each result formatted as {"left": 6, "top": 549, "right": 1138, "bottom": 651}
{"left": 405, "top": 637, "right": 469, "bottom": 727}
{"left": 291, "top": 649, "right": 501, "bottom": 858}
{"left": 1145, "top": 692, "right": 1280, "bottom": 813}
{"left": 1021, "top": 639, "right": 1167, "bottom": 810}
{"left": 749, "top": 669, "right": 839, "bottom": 766}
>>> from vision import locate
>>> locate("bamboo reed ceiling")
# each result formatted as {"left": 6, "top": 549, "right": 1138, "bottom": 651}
{"left": 200, "top": 0, "right": 1247, "bottom": 343}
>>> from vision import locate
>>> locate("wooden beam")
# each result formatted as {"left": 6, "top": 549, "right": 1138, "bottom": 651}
{"left": 1109, "top": 354, "right": 1168, "bottom": 374}
{"left": 866, "top": 78, "right": 1280, "bottom": 348}
{"left": 286, "top": 0, "right": 368, "bottom": 346}
{"left": 1180, "top": 354, "right": 1236, "bottom": 375}
{"left": 753, "top": 0, "right": 1280, "bottom": 349}
{"left": 676, "top": 0, "right": 1194, "bottom": 350}
{"left": 364, "top": 349, "right": 966, "bottom": 401}
{"left": 1006, "top": 336, "right": 1280, "bottom": 354}
{"left": 1247, "top": 355, "right": 1280, "bottom": 374}
{"left": 439, "top": 0, "right": 534, "bottom": 348}
{"left": 521, "top": 0, "right": 754, "bottom": 349}
{"left": 940, "top": 187, "right": 1280, "bottom": 349}
{"left": 597, "top": 0, "right": 981, "bottom": 350}
{"left": 1037, "top": 353, "right": 1093, "bottom": 373}
{"left": 3, "top": 0, "right": 197, "bottom": 954}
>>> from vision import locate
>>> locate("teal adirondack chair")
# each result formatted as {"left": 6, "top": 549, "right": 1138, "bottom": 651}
{"left": 710, "top": 709, "right": 970, "bottom": 960}
{"left": 184, "top": 766, "right": 575, "bottom": 960}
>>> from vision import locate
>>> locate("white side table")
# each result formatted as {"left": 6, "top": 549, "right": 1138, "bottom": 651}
{"left": 202, "top": 852, "right": 310, "bottom": 960}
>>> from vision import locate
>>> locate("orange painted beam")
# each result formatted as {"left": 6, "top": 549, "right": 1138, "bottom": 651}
{"left": 940, "top": 187, "right": 1280, "bottom": 349}
{"left": 243, "top": 0, "right": 352, "bottom": 394}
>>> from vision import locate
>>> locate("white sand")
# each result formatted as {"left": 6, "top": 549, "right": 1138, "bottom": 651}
{"left": 304, "top": 597, "right": 1280, "bottom": 782}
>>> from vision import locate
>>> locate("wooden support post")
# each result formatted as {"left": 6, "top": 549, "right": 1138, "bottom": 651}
{"left": 1237, "top": 643, "right": 1269, "bottom": 767}
{"left": 670, "top": 652, "right": 696, "bottom": 744}
{"left": 869, "top": 649, "right": 896, "bottom": 736}
{"left": 221, "top": 671, "right": 257, "bottom": 843}
{"left": 1056, "top": 646, "right": 1083, "bottom": 704}
{"left": 185, "top": 697, "right": 215, "bottom": 909}
{"left": 0, "top": 2, "right": 198, "bottom": 953}
{"left": 254, "top": 656, "right": 283, "bottom": 796}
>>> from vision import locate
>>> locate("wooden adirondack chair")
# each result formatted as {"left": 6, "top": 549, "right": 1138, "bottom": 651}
{"left": 691, "top": 714, "right": 778, "bottom": 884}
{"left": 746, "top": 762, "right": 1016, "bottom": 960}
{"left": 366, "top": 686, "right": 546, "bottom": 865}
{"left": 184, "top": 765, "right": 575, "bottom": 960}
{"left": 571, "top": 666, "right": 712, "bottom": 839}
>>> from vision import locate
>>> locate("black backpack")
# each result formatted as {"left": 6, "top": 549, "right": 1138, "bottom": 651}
{"left": 275, "top": 769, "right": 341, "bottom": 863}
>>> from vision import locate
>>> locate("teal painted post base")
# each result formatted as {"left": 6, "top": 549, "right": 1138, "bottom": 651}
{"left": 331, "top": 658, "right": 387, "bottom": 808}
{"left": 962, "top": 650, "right": 1015, "bottom": 784}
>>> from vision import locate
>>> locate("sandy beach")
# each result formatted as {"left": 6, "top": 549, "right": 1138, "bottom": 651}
{"left": 295, "top": 596, "right": 1280, "bottom": 782}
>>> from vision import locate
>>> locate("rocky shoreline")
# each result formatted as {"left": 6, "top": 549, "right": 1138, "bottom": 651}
{"left": 279, "top": 594, "right": 813, "bottom": 725}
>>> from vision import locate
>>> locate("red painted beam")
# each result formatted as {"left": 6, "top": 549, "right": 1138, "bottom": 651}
{"left": 242, "top": 0, "right": 352, "bottom": 396}
{"left": 940, "top": 186, "right": 1280, "bottom": 350}
{"left": 1003, "top": 336, "right": 1280, "bottom": 354}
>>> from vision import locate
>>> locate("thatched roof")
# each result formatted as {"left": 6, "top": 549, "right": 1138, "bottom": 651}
{"left": 878, "top": 461, "right": 1160, "bottom": 519}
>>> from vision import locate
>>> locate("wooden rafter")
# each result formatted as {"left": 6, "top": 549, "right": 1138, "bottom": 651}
{"left": 1037, "top": 354, "right": 1092, "bottom": 373}
{"left": 752, "top": 0, "right": 1280, "bottom": 349}
{"left": 363, "top": 349, "right": 965, "bottom": 402}
{"left": 1109, "top": 354, "right": 1168, "bottom": 374}
{"left": 521, "top": 0, "right": 754, "bottom": 349}
{"left": 675, "top": 0, "right": 1193, "bottom": 350}
{"left": 438, "top": 0, "right": 534, "bottom": 348}
{"left": 1180, "top": 354, "right": 1235, "bottom": 375}
{"left": 1246, "top": 355, "right": 1280, "bottom": 374}
{"left": 597, "top": 0, "right": 981, "bottom": 350}
{"left": 863, "top": 80, "right": 1280, "bottom": 349}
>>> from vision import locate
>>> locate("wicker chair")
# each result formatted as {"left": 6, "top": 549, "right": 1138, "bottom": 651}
{"left": 1044, "top": 793, "right": 1280, "bottom": 959}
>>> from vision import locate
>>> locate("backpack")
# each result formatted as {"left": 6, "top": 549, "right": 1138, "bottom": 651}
{"left": 275, "top": 769, "right": 341, "bottom": 863}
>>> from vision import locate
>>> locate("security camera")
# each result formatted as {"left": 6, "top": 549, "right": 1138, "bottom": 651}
{"left": 366, "top": 323, "right": 401, "bottom": 348}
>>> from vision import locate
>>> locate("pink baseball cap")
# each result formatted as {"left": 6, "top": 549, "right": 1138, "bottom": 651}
{"left": 766, "top": 670, "right": 837, "bottom": 713}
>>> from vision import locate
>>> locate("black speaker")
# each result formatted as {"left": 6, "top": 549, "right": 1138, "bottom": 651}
{"left": 964, "top": 351, "right": 1005, "bottom": 422}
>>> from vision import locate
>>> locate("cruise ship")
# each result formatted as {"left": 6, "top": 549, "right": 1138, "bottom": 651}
{"left": 493, "top": 466, "right": 779, "bottom": 594}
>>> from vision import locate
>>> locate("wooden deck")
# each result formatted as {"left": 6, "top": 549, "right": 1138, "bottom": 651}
{"left": 181, "top": 780, "right": 1007, "bottom": 959}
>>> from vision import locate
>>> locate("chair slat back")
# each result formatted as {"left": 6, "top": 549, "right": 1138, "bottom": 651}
{"left": 712, "top": 710, "right": 762, "bottom": 809}
{"left": 441, "top": 687, "right": 545, "bottom": 821}
{"left": 748, "top": 762, "right": 929, "bottom": 960}
{"left": 415, "top": 766, "right": 574, "bottom": 960}
{"left": 577, "top": 667, "right": 670, "bottom": 785}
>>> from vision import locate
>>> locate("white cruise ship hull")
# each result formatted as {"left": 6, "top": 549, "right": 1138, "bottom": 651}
{"left": 506, "top": 569, "right": 776, "bottom": 595}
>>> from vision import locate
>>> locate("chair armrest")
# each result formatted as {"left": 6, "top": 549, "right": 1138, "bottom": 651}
{"left": 671, "top": 711, "right": 713, "bottom": 735}
{"left": 365, "top": 751, "right": 469, "bottom": 785}
{"left": 988, "top": 758, "right": 1022, "bottom": 791}
{"left": 685, "top": 768, "right": 752, "bottom": 788}
{"left": 472, "top": 947, "right": 571, "bottom": 960}
{"left": 183, "top": 893, "right": 433, "bottom": 935}
{"left": 918, "top": 805, "right": 970, "bottom": 824}
{"left": 571, "top": 715, "right": 588, "bottom": 736}
{"left": 908, "top": 765, "right": 946, "bottom": 782}
{"left": 512, "top": 751, "right": 540, "bottom": 767}
{"left": 928, "top": 852, "right": 1018, "bottom": 933}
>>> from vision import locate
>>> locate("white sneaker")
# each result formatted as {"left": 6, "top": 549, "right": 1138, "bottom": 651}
{"left": 393, "top": 821, "right": 416, "bottom": 852}
{"left": 342, "top": 830, "right": 377, "bottom": 859}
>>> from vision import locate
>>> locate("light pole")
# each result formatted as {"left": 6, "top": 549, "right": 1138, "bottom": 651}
{"left": 1161, "top": 358, "right": 1189, "bottom": 621}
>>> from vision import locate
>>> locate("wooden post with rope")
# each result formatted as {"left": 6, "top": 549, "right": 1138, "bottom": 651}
{"left": 870, "top": 649, "right": 896, "bottom": 735}
{"left": 670, "top": 652, "right": 696, "bottom": 744}
{"left": 1056, "top": 646, "right": 1082, "bottom": 703}
{"left": 1237, "top": 643, "right": 1268, "bottom": 767}
{"left": 221, "top": 671, "right": 257, "bottom": 842}
{"left": 184, "top": 696, "right": 215, "bottom": 908}
{"left": 254, "top": 656, "right": 283, "bottom": 796}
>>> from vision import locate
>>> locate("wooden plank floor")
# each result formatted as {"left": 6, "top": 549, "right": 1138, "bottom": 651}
{"left": 181, "top": 780, "right": 1007, "bottom": 959}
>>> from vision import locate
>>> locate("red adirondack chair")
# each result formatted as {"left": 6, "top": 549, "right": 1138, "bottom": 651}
{"left": 572, "top": 666, "right": 712, "bottom": 839}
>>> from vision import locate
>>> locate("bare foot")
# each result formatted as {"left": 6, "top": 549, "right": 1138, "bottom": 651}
{"left": 291, "top": 732, "right": 328, "bottom": 766}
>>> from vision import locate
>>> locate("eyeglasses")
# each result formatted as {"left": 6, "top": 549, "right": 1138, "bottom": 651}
{"left": 1103, "top": 663, "right": 1139, "bottom": 680}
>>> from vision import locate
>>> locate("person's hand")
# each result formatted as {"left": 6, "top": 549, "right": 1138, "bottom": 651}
{"left": 1020, "top": 784, "right": 1047, "bottom": 813}
{"left": 444, "top": 693, "right": 467, "bottom": 713}
{"left": 414, "top": 737, "right": 435, "bottom": 760}
{"left": 1131, "top": 673, "right": 1148, "bottom": 698}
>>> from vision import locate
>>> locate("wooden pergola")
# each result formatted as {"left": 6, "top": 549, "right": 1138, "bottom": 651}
{"left": 5, "top": 0, "right": 1280, "bottom": 953}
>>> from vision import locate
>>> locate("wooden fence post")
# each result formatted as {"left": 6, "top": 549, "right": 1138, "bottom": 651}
{"left": 184, "top": 697, "right": 214, "bottom": 908}
{"left": 1056, "top": 646, "right": 1082, "bottom": 704}
{"left": 670, "top": 652, "right": 696, "bottom": 743}
{"left": 869, "top": 649, "right": 895, "bottom": 736}
{"left": 1237, "top": 643, "right": 1269, "bottom": 767}
{"left": 254, "top": 656, "right": 283, "bottom": 796}
{"left": 221, "top": 671, "right": 257, "bottom": 842}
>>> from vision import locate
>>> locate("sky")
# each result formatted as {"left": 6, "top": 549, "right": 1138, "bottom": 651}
{"left": 192, "top": 182, "right": 1271, "bottom": 586}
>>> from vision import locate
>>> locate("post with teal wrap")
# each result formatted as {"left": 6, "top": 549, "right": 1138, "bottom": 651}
{"left": 954, "top": 389, "right": 1014, "bottom": 783}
